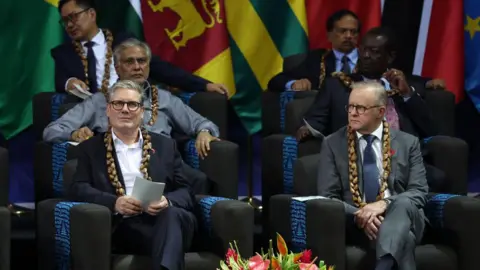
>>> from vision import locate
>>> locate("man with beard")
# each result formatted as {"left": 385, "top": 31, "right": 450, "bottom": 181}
{"left": 53, "top": 0, "right": 228, "bottom": 95}
{"left": 297, "top": 26, "right": 444, "bottom": 191}
{"left": 44, "top": 38, "right": 218, "bottom": 195}
{"left": 267, "top": 9, "right": 360, "bottom": 91}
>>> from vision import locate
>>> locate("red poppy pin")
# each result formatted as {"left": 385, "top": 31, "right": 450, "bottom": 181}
{"left": 151, "top": 148, "right": 156, "bottom": 154}
{"left": 390, "top": 149, "right": 396, "bottom": 156}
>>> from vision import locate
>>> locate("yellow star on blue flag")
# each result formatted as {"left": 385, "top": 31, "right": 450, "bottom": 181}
{"left": 465, "top": 1, "right": 480, "bottom": 111}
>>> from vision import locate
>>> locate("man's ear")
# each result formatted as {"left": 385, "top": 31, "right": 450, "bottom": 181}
{"left": 387, "top": 50, "right": 397, "bottom": 65}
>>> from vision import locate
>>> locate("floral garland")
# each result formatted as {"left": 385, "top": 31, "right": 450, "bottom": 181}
{"left": 147, "top": 85, "right": 159, "bottom": 126}
{"left": 348, "top": 120, "right": 391, "bottom": 208}
{"left": 104, "top": 127, "right": 153, "bottom": 196}
{"left": 73, "top": 28, "right": 113, "bottom": 95}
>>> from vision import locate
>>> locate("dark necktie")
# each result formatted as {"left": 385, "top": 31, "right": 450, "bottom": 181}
{"left": 341, "top": 55, "right": 351, "bottom": 74}
{"left": 362, "top": 134, "right": 379, "bottom": 203}
{"left": 85, "top": 41, "right": 97, "bottom": 93}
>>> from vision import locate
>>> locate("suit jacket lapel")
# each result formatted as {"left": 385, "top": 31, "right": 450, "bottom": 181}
{"left": 388, "top": 129, "right": 398, "bottom": 193}
{"left": 109, "top": 142, "right": 127, "bottom": 189}
{"left": 147, "top": 137, "right": 167, "bottom": 183}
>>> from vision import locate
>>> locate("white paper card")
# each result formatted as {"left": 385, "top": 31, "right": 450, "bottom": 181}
{"left": 292, "top": 196, "right": 329, "bottom": 202}
{"left": 67, "top": 141, "right": 79, "bottom": 146}
{"left": 131, "top": 176, "right": 165, "bottom": 209}
{"left": 304, "top": 119, "right": 325, "bottom": 138}
{"left": 69, "top": 84, "right": 92, "bottom": 100}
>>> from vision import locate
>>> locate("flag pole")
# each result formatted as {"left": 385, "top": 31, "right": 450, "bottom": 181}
{"left": 241, "top": 134, "right": 262, "bottom": 210}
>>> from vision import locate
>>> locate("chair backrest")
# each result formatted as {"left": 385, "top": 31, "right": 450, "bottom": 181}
{"left": 0, "top": 147, "right": 8, "bottom": 206}
{"left": 63, "top": 159, "right": 78, "bottom": 198}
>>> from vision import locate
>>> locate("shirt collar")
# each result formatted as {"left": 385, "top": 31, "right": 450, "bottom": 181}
{"left": 81, "top": 29, "right": 105, "bottom": 47}
{"left": 111, "top": 128, "right": 143, "bottom": 149}
{"left": 356, "top": 121, "right": 384, "bottom": 141}
{"left": 333, "top": 48, "right": 358, "bottom": 63}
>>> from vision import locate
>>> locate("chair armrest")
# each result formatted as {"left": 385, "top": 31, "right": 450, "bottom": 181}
{"left": 196, "top": 196, "right": 254, "bottom": 257}
{"left": 184, "top": 140, "right": 239, "bottom": 199}
{"left": 425, "top": 194, "right": 480, "bottom": 270}
{"left": 177, "top": 91, "right": 228, "bottom": 139}
{"left": 424, "top": 90, "right": 455, "bottom": 136}
{"left": 270, "top": 195, "right": 346, "bottom": 269}
{"left": 424, "top": 136, "right": 468, "bottom": 194}
{"left": 0, "top": 147, "right": 8, "bottom": 206}
{"left": 0, "top": 207, "right": 10, "bottom": 270}
{"left": 37, "top": 199, "right": 111, "bottom": 270}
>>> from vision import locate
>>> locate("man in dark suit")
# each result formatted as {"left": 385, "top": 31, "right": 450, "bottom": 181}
{"left": 68, "top": 79, "right": 195, "bottom": 270}
{"left": 268, "top": 9, "right": 360, "bottom": 92}
{"left": 54, "top": 0, "right": 227, "bottom": 95}
{"left": 298, "top": 26, "right": 444, "bottom": 191}
{"left": 318, "top": 81, "right": 428, "bottom": 270}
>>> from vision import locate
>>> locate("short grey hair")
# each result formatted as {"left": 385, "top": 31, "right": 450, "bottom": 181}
{"left": 113, "top": 38, "right": 152, "bottom": 65}
{"left": 351, "top": 81, "right": 388, "bottom": 106}
{"left": 107, "top": 80, "right": 145, "bottom": 104}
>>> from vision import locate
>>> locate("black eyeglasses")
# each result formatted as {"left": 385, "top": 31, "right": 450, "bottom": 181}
{"left": 345, "top": 104, "right": 380, "bottom": 115}
{"left": 59, "top": 8, "right": 90, "bottom": 27}
{"left": 110, "top": 101, "right": 142, "bottom": 111}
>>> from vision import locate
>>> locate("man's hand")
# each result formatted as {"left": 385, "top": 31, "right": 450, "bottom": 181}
{"left": 146, "top": 196, "right": 169, "bottom": 216}
{"left": 71, "top": 127, "right": 94, "bottom": 142}
{"left": 362, "top": 216, "right": 384, "bottom": 240}
{"left": 426, "top": 78, "right": 446, "bottom": 90}
{"left": 206, "top": 83, "right": 228, "bottom": 95}
{"left": 115, "top": 196, "right": 143, "bottom": 216}
{"left": 383, "top": 69, "right": 411, "bottom": 97}
{"left": 66, "top": 78, "right": 88, "bottom": 93}
{"left": 296, "top": 125, "right": 311, "bottom": 141}
{"left": 195, "top": 130, "right": 220, "bottom": 159}
{"left": 292, "top": 79, "right": 312, "bottom": 91}
{"left": 354, "top": 200, "right": 388, "bottom": 228}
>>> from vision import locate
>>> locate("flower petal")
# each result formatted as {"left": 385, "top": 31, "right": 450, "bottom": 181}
{"left": 276, "top": 233, "right": 288, "bottom": 255}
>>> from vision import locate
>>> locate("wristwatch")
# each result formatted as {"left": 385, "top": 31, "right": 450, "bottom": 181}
{"left": 383, "top": 198, "right": 391, "bottom": 206}
{"left": 199, "top": 129, "right": 210, "bottom": 134}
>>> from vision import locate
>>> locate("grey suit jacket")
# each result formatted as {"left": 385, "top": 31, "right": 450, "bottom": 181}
{"left": 43, "top": 86, "right": 220, "bottom": 143}
{"left": 317, "top": 126, "right": 429, "bottom": 215}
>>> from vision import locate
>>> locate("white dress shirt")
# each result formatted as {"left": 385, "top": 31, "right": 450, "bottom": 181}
{"left": 111, "top": 129, "right": 143, "bottom": 196}
{"left": 356, "top": 122, "right": 391, "bottom": 198}
{"left": 65, "top": 30, "right": 118, "bottom": 90}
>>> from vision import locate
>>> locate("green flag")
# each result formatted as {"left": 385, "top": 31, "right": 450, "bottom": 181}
{"left": 96, "top": 0, "right": 144, "bottom": 40}
{"left": 0, "top": 0, "right": 63, "bottom": 139}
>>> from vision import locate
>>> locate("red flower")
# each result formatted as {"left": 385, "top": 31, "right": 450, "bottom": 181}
{"left": 226, "top": 248, "right": 238, "bottom": 265}
{"left": 390, "top": 149, "right": 395, "bottom": 156}
{"left": 151, "top": 148, "right": 156, "bottom": 154}
{"left": 248, "top": 255, "right": 269, "bottom": 270}
{"left": 298, "top": 249, "right": 312, "bottom": 263}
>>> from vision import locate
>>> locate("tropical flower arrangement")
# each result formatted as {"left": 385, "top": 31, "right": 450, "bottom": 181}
{"left": 218, "top": 233, "right": 335, "bottom": 270}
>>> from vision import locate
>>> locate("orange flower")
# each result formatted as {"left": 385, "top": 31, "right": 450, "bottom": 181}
{"left": 271, "top": 258, "right": 280, "bottom": 269}
{"left": 276, "top": 233, "right": 288, "bottom": 256}
{"left": 294, "top": 252, "right": 303, "bottom": 263}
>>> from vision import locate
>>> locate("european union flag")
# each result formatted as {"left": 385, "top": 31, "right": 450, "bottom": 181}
{"left": 465, "top": 0, "right": 480, "bottom": 111}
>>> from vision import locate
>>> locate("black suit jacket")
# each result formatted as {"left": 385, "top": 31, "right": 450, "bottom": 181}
{"left": 267, "top": 49, "right": 336, "bottom": 91}
{"left": 51, "top": 31, "right": 210, "bottom": 93}
{"left": 68, "top": 132, "right": 194, "bottom": 213}
{"left": 304, "top": 74, "right": 437, "bottom": 140}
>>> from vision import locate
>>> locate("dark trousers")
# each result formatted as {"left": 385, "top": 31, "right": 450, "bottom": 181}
{"left": 181, "top": 162, "right": 209, "bottom": 195}
{"left": 112, "top": 207, "right": 197, "bottom": 270}
{"left": 346, "top": 197, "right": 425, "bottom": 270}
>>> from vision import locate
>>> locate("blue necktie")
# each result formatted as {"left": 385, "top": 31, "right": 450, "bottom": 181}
{"left": 85, "top": 41, "right": 97, "bottom": 93}
{"left": 363, "top": 135, "right": 379, "bottom": 203}
{"left": 341, "top": 55, "right": 351, "bottom": 74}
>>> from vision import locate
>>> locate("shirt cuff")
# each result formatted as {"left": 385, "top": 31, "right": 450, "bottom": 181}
{"left": 403, "top": 86, "right": 416, "bottom": 102}
{"left": 65, "top": 77, "right": 75, "bottom": 91}
{"left": 285, "top": 80, "right": 295, "bottom": 91}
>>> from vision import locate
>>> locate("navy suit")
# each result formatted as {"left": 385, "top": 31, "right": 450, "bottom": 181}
{"left": 51, "top": 32, "right": 210, "bottom": 93}
{"left": 68, "top": 132, "right": 196, "bottom": 270}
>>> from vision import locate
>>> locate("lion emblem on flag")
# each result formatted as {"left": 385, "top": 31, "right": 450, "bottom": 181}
{"left": 148, "top": 0, "right": 223, "bottom": 50}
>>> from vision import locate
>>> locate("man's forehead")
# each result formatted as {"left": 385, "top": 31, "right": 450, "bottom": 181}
{"left": 122, "top": 47, "right": 147, "bottom": 57}
{"left": 362, "top": 34, "right": 387, "bottom": 45}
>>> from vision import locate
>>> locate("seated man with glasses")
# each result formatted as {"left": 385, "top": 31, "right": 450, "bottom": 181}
{"left": 69, "top": 79, "right": 196, "bottom": 270}
{"left": 296, "top": 26, "right": 445, "bottom": 192}
{"left": 53, "top": 0, "right": 227, "bottom": 95}
{"left": 43, "top": 38, "right": 219, "bottom": 195}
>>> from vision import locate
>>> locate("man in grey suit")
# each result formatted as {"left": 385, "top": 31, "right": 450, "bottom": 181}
{"left": 317, "top": 81, "right": 428, "bottom": 270}
{"left": 43, "top": 38, "right": 219, "bottom": 194}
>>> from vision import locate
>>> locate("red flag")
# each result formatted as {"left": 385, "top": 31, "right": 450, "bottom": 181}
{"left": 418, "top": 0, "right": 464, "bottom": 101}
{"left": 305, "top": 0, "right": 382, "bottom": 50}
{"left": 141, "top": 0, "right": 229, "bottom": 73}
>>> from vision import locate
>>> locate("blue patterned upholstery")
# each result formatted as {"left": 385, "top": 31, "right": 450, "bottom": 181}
{"left": 52, "top": 143, "right": 70, "bottom": 197}
{"left": 282, "top": 136, "right": 298, "bottom": 194}
{"left": 198, "top": 196, "right": 231, "bottom": 235}
{"left": 178, "top": 92, "right": 196, "bottom": 105}
{"left": 54, "top": 201, "right": 85, "bottom": 270}
{"left": 184, "top": 139, "right": 200, "bottom": 169}
{"left": 425, "top": 193, "right": 460, "bottom": 229}
{"left": 423, "top": 136, "right": 433, "bottom": 144}
{"left": 51, "top": 94, "right": 67, "bottom": 121}
{"left": 290, "top": 199, "right": 307, "bottom": 251}
{"left": 280, "top": 91, "right": 295, "bottom": 132}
